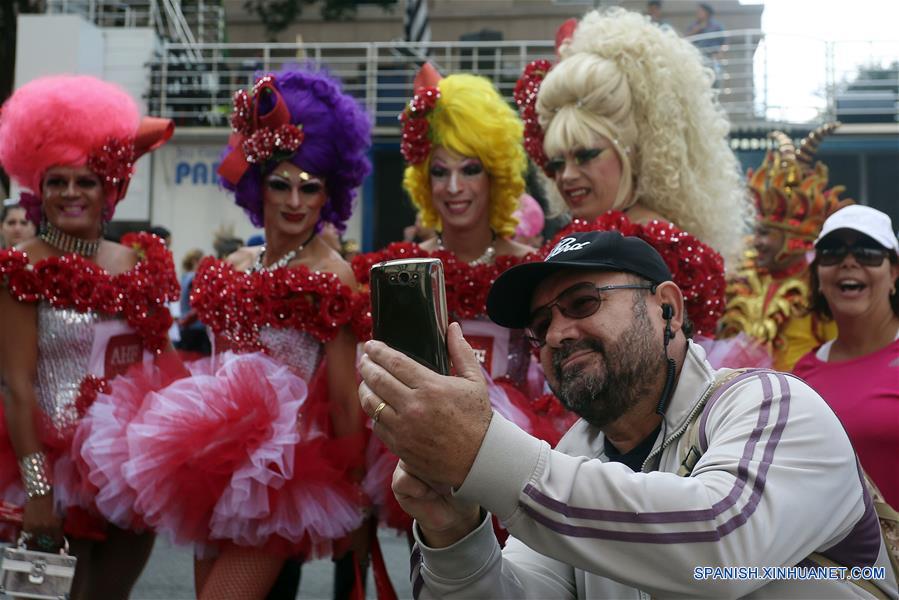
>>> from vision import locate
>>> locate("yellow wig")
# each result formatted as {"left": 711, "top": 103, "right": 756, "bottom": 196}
{"left": 402, "top": 74, "right": 526, "bottom": 238}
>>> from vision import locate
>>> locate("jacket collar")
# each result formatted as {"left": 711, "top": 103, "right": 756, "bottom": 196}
{"left": 663, "top": 340, "right": 717, "bottom": 435}
{"left": 637, "top": 340, "right": 717, "bottom": 470}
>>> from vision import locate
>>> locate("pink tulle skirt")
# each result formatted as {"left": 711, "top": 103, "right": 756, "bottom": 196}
{"left": 695, "top": 334, "right": 773, "bottom": 370}
{"left": 83, "top": 351, "right": 364, "bottom": 558}
{"left": 0, "top": 358, "right": 183, "bottom": 542}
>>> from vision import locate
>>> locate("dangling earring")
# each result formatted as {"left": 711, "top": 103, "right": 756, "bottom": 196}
{"left": 39, "top": 209, "right": 48, "bottom": 235}
{"left": 100, "top": 205, "right": 111, "bottom": 238}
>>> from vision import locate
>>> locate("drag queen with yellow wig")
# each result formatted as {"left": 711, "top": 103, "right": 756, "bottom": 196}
{"left": 399, "top": 69, "right": 531, "bottom": 262}
{"left": 354, "top": 66, "right": 570, "bottom": 535}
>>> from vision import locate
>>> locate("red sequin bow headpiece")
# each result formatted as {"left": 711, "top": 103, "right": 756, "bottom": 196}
{"left": 218, "top": 74, "right": 305, "bottom": 185}
{"left": 89, "top": 117, "right": 174, "bottom": 204}
{"left": 514, "top": 18, "right": 578, "bottom": 177}
{"left": 399, "top": 63, "right": 443, "bottom": 165}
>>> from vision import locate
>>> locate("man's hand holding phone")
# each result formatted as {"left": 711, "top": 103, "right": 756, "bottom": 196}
{"left": 358, "top": 322, "right": 493, "bottom": 490}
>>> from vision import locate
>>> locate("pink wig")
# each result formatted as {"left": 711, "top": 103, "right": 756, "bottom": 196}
{"left": 0, "top": 75, "right": 140, "bottom": 210}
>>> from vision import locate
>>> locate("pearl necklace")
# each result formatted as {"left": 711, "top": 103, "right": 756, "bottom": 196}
{"left": 252, "top": 231, "right": 316, "bottom": 272}
{"left": 40, "top": 223, "right": 101, "bottom": 257}
{"left": 436, "top": 231, "right": 497, "bottom": 266}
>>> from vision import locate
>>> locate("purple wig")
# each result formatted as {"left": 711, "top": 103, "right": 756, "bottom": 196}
{"left": 220, "top": 67, "right": 372, "bottom": 232}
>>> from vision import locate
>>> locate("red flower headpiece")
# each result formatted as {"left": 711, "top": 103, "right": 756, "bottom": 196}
{"left": 399, "top": 87, "right": 440, "bottom": 165}
{"left": 513, "top": 20, "right": 577, "bottom": 177}
{"left": 88, "top": 136, "right": 135, "bottom": 188}
{"left": 514, "top": 59, "right": 553, "bottom": 176}
{"left": 218, "top": 74, "right": 305, "bottom": 185}
{"left": 80, "top": 116, "right": 174, "bottom": 208}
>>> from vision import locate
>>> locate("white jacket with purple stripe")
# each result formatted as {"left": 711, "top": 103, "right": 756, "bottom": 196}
{"left": 411, "top": 341, "right": 898, "bottom": 599}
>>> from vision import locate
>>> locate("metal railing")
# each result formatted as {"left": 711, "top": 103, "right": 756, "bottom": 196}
{"left": 144, "top": 31, "right": 899, "bottom": 131}
{"left": 46, "top": 0, "right": 225, "bottom": 44}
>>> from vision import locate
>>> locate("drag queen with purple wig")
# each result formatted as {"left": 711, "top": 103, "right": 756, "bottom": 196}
{"left": 85, "top": 67, "right": 373, "bottom": 598}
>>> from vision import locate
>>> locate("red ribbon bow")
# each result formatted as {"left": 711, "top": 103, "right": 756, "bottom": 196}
{"left": 218, "top": 74, "right": 304, "bottom": 185}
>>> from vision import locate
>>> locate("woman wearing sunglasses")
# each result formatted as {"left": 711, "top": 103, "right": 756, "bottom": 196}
{"left": 793, "top": 205, "right": 899, "bottom": 508}
{"left": 515, "top": 8, "right": 751, "bottom": 341}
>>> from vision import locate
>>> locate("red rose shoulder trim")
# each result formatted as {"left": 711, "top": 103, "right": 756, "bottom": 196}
{"left": 544, "top": 212, "right": 726, "bottom": 338}
{"left": 351, "top": 243, "right": 541, "bottom": 338}
{"left": 190, "top": 258, "right": 366, "bottom": 352}
{"left": 0, "top": 232, "right": 179, "bottom": 354}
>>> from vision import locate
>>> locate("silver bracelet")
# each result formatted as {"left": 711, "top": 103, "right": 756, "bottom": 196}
{"left": 18, "top": 452, "right": 52, "bottom": 499}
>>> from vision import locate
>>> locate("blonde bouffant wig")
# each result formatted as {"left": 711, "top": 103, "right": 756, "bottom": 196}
{"left": 537, "top": 8, "right": 752, "bottom": 266}
{"left": 403, "top": 74, "right": 526, "bottom": 238}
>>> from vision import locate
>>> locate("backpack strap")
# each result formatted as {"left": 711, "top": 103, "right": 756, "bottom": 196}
{"left": 806, "top": 553, "right": 891, "bottom": 600}
{"left": 677, "top": 368, "right": 755, "bottom": 477}
{"left": 864, "top": 472, "right": 899, "bottom": 584}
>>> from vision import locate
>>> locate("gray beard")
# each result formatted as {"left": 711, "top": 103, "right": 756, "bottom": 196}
{"left": 550, "top": 299, "right": 666, "bottom": 428}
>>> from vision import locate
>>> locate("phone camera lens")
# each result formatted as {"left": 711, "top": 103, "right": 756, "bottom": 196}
{"left": 398, "top": 272, "right": 410, "bottom": 284}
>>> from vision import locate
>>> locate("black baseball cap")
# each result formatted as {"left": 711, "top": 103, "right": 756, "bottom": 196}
{"left": 486, "top": 231, "right": 672, "bottom": 328}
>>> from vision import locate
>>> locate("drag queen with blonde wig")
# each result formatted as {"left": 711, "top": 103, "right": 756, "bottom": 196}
{"left": 355, "top": 67, "right": 572, "bottom": 536}
{"left": 516, "top": 8, "right": 753, "bottom": 340}
{"left": 0, "top": 75, "right": 176, "bottom": 599}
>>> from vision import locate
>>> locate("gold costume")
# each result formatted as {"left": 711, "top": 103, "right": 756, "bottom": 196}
{"left": 723, "top": 266, "right": 837, "bottom": 371}
{"left": 721, "top": 124, "right": 849, "bottom": 371}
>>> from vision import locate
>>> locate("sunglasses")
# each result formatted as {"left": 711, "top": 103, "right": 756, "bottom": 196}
{"left": 817, "top": 244, "right": 890, "bottom": 267}
{"left": 544, "top": 147, "right": 607, "bottom": 178}
{"left": 525, "top": 282, "right": 656, "bottom": 348}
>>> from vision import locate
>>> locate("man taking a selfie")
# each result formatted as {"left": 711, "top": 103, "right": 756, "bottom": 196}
{"left": 358, "top": 231, "right": 896, "bottom": 599}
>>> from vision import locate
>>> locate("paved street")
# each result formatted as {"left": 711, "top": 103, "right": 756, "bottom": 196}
{"left": 131, "top": 532, "right": 413, "bottom": 599}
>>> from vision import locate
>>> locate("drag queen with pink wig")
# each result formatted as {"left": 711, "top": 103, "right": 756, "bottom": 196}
{"left": 0, "top": 75, "right": 176, "bottom": 599}
{"left": 85, "top": 67, "right": 374, "bottom": 599}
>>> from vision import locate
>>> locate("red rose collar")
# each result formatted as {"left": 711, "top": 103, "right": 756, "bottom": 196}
{"left": 544, "top": 212, "right": 726, "bottom": 338}
{"left": 190, "top": 257, "right": 366, "bottom": 352}
{"left": 352, "top": 243, "right": 540, "bottom": 335}
{"left": 0, "top": 232, "right": 179, "bottom": 354}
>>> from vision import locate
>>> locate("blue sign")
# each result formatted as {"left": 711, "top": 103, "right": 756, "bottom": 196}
{"left": 175, "top": 161, "right": 222, "bottom": 186}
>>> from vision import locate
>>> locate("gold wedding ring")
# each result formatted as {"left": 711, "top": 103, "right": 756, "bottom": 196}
{"left": 372, "top": 401, "right": 388, "bottom": 424}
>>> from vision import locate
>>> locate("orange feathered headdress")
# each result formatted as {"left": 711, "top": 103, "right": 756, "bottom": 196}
{"left": 748, "top": 123, "right": 852, "bottom": 258}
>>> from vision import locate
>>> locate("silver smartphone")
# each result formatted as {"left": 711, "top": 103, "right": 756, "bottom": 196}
{"left": 370, "top": 258, "right": 450, "bottom": 375}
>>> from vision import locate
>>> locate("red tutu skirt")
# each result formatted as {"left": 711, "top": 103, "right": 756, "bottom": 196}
{"left": 88, "top": 351, "right": 364, "bottom": 558}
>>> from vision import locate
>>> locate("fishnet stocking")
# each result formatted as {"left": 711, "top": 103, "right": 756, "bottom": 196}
{"left": 197, "top": 544, "right": 285, "bottom": 600}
